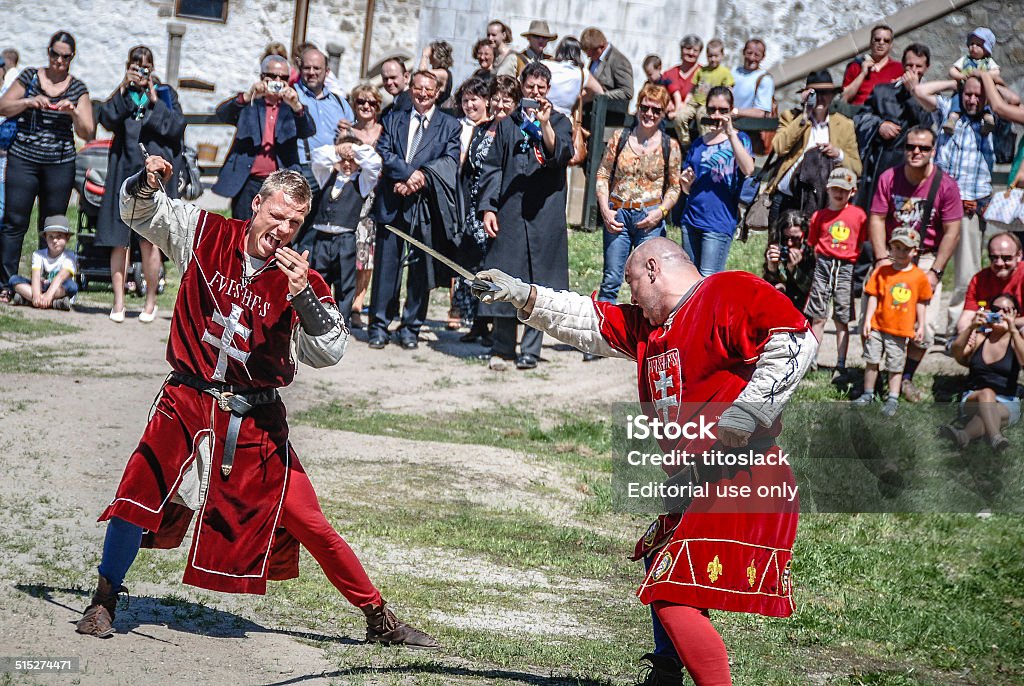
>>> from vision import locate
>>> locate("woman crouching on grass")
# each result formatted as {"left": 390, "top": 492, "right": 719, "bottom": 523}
{"left": 945, "top": 293, "right": 1024, "bottom": 452}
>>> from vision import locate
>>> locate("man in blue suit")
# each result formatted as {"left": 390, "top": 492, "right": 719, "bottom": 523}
{"left": 368, "top": 70, "right": 461, "bottom": 349}
{"left": 213, "top": 55, "right": 316, "bottom": 220}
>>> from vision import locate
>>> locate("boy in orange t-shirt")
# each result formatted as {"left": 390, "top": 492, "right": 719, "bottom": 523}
{"left": 805, "top": 168, "right": 867, "bottom": 382}
{"left": 854, "top": 226, "right": 933, "bottom": 416}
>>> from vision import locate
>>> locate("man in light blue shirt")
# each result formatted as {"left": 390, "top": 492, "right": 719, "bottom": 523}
{"left": 294, "top": 47, "right": 354, "bottom": 251}
{"left": 912, "top": 75, "right": 995, "bottom": 336}
{"left": 296, "top": 47, "right": 354, "bottom": 188}
{"left": 732, "top": 39, "right": 774, "bottom": 119}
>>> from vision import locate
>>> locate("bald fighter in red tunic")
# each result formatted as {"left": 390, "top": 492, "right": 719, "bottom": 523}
{"left": 75, "top": 155, "right": 437, "bottom": 648}
{"left": 474, "top": 238, "right": 816, "bottom": 685}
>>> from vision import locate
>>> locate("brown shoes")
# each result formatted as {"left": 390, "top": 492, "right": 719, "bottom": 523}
{"left": 362, "top": 600, "right": 439, "bottom": 649}
{"left": 75, "top": 574, "right": 124, "bottom": 638}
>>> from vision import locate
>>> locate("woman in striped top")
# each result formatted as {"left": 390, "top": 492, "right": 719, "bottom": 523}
{"left": 0, "top": 30, "right": 94, "bottom": 300}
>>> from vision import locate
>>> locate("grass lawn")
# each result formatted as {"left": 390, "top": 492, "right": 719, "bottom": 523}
{"left": 9, "top": 197, "right": 1021, "bottom": 683}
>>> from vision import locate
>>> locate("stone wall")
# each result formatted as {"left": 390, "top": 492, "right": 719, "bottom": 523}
{"left": 417, "top": 0, "right": 719, "bottom": 92}
{"left": 761, "top": 0, "right": 1024, "bottom": 110}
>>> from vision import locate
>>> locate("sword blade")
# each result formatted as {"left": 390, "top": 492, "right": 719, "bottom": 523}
{"left": 382, "top": 224, "right": 500, "bottom": 293}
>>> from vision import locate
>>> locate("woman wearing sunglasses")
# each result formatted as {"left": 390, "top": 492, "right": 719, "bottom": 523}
{"left": 677, "top": 85, "right": 753, "bottom": 276}
{"left": 0, "top": 30, "right": 94, "bottom": 302}
{"left": 592, "top": 83, "right": 681, "bottom": 358}
{"left": 946, "top": 292, "right": 1024, "bottom": 452}
{"left": 95, "top": 45, "right": 185, "bottom": 323}
{"left": 338, "top": 84, "right": 383, "bottom": 329}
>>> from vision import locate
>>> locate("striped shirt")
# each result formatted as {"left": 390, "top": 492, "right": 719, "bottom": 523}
{"left": 935, "top": 95, "right": 994, "bottom": 201}
{"left": 9, "top": 68, "right": 89, "bottom": 165}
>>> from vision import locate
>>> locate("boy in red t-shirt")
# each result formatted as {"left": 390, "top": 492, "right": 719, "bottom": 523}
{"left": 854, "top": 226, "right": 933, "bottom": 416}
{"left": 805, "top": 168, "right": 867, "bottom": 382}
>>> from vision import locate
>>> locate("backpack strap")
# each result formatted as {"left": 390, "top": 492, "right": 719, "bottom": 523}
{"left": 607, "top": 126, "right": 635, "bottom": 198}
{"left": 661, "top": 131, "right": 671, "bottom": 199}
{"left": 920, "top": 166, "right": 945, "bottom": 235}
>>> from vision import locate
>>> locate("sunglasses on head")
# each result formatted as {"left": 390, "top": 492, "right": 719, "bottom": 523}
{"left": 705, "top": 106, "right": 730, "bottom": 114}
{"left": 638, "top": 104, "right": 664, "bottom": 115}
{"left": 262, "top": 72, "right": 288, "bottom": 81}
{"left": 905, "top": 143, "right": 933, "bottom": 152}
{"left": 48, "top": 48, "right": 74, "bottom": 61}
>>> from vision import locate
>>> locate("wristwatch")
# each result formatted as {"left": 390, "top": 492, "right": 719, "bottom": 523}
{"left": 929, "top": 267, "right": 944, "bottom": 278}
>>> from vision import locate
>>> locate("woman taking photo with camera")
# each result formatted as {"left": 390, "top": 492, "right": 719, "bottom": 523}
{"left": 762, "top": 209, "right": 815, "bottom": 310}
{"left": 0, "top": 30, "right": 94, "bottom": 302}
{"left": 945, "top": 293, "right": 1024, "bottom": 452}
{"left": 95, "top": 45, "right": 185, "bottom": 323}
{"left": 677, "top": 85, "right": 753, "bottom": 276}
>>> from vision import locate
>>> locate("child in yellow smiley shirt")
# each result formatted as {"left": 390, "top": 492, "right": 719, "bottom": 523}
{"left": 855, "top": 226, "right": 933, "bottom": 416}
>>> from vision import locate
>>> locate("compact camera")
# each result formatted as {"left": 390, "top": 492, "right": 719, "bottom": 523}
{"left": 137, "top": 67, "right": 151, "bottom": 78}
{"left": 806, "top": 91, "right": 817, "bottom": 109}
{"left": 985, "top": 311, "right": 1003, "bottom": 324}
{"left": 778, "top": 245, "right": 790, "bottom": 260}
{"left": 520, "top": 98, "right": 539, "bottom": 111}
{"left": 267, "top": 81, "right": 285, "bottom": 94}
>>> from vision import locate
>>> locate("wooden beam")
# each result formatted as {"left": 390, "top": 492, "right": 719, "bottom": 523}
{"left": 360, "top": 0, "right": 376, "bottom": 79}
{"left": 291, "top": 0, "right": 310, "bottom": 59}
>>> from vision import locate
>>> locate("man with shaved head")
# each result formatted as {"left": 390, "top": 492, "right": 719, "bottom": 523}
{"left": 473, "top": 240, "right": 817, "bottom": 684}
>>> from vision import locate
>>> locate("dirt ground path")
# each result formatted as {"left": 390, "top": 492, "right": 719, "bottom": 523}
{"left": 0, "top": 297, "right": 964, "bottom": 685}
{"left": 0, "top": 303, "right": 640, "bottom": 686}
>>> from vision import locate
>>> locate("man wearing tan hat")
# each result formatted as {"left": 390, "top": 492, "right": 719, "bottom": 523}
{"left": 519, "top": 20, "right": 556, "bottom": 63}
{"left": 580, "top": 27, "right": 634, "bottom": 103}
{"left": 765, "top": 70, "right": 861, "bottom": 226}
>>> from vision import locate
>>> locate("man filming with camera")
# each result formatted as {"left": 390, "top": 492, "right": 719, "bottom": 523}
{"left": 212, "top": 54, "right": 315, "bottom": 221}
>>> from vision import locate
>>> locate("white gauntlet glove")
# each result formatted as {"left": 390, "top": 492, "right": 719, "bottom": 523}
{"left": 473, "top": 269, "right": 532, "bottom": 309}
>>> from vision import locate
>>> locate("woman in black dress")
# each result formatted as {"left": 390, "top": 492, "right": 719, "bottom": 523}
{"left": 95, "top": 45, "right": 185, "bottom": 322}
{"left": 0, "top": 30, "right": 94, "bottom": 300}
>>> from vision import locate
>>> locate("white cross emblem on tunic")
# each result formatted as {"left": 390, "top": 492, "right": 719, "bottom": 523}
{"left": 202, "top": 304, "right": 251, "bottom": 381}
{"left": 653, "top": 369, "right": 678, "bottom": 422}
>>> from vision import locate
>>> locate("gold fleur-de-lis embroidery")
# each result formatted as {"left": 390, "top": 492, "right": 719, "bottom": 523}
{"left": 747, "top": 559, "right": 757, "bottom": 587}
{"left": 707, "top": 555, "right": 723, "bottom": 583}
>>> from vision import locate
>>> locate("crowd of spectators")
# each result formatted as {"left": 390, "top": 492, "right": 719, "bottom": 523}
{"left": 0, "top": 19, "right": 1022, "bottom": 432}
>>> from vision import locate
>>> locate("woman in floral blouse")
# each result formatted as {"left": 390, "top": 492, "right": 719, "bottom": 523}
{"left": 595, "top": 83, "right": 682, "bottom": 311}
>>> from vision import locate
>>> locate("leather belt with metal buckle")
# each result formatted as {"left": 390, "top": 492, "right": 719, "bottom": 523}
{"left": 608, "top": 196, "right": 660, "bottom": 211}
{"left": 168, "top": 373, "right": 279, "bottom": 477}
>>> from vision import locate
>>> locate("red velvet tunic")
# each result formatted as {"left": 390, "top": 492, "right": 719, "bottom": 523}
{"left": 596, "top": 271, "right": 809, "bottom": 617}
{"left": 100, "top": 210, "right": 334, "bottom": 594}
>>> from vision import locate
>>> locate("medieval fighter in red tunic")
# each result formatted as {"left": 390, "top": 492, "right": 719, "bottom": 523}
{"left": 75, "top": 155, "right": 437, "bottom": 648}
{"left": 474, "top": 237, "right": 817, "bottom": 685}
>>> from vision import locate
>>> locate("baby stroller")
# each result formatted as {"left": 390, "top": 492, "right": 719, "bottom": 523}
{"left": 73, "top": 139, "right": 165, "bottom": 295}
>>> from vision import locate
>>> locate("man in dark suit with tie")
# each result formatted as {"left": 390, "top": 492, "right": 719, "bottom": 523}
{"left": 580, "top": 27, "right": 634, "bottom": 103}
{"left": 213, "top": 55, "right": 316, "bottom": 220}
{"left": 368, "top": 70, "right": 461, "bottom": 349}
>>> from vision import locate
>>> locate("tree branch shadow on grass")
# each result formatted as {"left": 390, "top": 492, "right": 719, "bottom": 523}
{"left": 16, "top": 584, "right": 614, "bottom": 686}
{"left": 14, "top": 583, "right": 359, "bottom": 646}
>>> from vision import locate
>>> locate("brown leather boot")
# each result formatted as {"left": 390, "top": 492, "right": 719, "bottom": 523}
{"left": 75, "top": 574, "right": 123, "bottom": 638}
{"left": 361, "top": 600, "right": 439, "bottom": 649}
